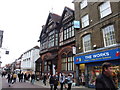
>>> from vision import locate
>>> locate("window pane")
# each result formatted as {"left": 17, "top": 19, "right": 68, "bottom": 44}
{"left": 48, "top": 31, "right": 55, "bottom": 47}
{"left": 102, "top": 25, "right": 116, "bottom": 46}
{"left": 81, "top": 14, "right": 89, "bottom": 28}
{"left": 99, "top": 1, "right": 112, "bottom": 18}
{"left": 83, "top": 34, "right": 91, "bottom": 52}
{"left": 68, "top": 56, "right": 74, "bottom": 71}
{"left": 61, "top": 58, "right": 67, "bottom": 71}
{"left": 81, "top": 0, "right": 88, "bottom": 9}
{"left": 71, "top": 26, "right": 75, "bottom": 36}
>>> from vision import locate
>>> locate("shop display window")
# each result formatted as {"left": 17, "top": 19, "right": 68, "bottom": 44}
{"left": 88, "top": 66, "right": 102, "bottom": 86}
{"left": 87, "top": 64, "right": 120, "bottom": 88}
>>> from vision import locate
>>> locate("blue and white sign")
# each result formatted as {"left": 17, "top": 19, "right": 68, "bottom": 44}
{"left": 74, "top": 48, "right": 120, "bottom": 64}
{"left": 74, "top": 21, "right": 80, "bottom": 28}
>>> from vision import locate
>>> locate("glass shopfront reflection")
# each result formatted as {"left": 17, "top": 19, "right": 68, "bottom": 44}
{"left": 87, "top": 64, "right": 120, "bottom": 88}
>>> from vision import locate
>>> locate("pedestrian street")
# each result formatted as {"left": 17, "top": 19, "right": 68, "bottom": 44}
{"left": 1, "top": 76, "right": 94, "bottom": 90}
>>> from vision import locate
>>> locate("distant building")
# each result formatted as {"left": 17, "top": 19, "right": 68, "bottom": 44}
{"left": 21, "top": 46, "right": 40, "bottom": 74}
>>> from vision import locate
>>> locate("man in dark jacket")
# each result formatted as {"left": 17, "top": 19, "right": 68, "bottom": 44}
{"left": 49, "top": 74, "right": 54, "bottom": 90}
{"left": 95, "top": 62, "right": 117, "bottom": 90}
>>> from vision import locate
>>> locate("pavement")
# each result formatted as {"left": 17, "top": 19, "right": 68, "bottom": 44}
{"left": 34, "top": 79, "right": 95, "bottom": 90}
{"left": 1, "top": 76, "right": 95, "bottom": 90}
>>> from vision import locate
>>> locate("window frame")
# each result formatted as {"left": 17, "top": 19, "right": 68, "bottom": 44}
{"left": 99, "top": 1, "right": 112, "bottom": 18}
{"left": 63, "top": 21, "right": 75, "bottom": 40}
{"left": 61, "top": 52, "right": 74, "bottom": 71}
{"left": 81, "top": 14, "right": 89, "bottom": 28}
{"left": 80, "top": 0, "right": 88, "bottom": 9}
{"left": 102, "top": 25, "right": 116, "bottom": 47}
{"left": 82, "top": 34, "right": 91, "bottom": 52}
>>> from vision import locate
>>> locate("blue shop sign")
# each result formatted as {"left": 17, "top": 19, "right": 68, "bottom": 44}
{"left": 74, "top": 48, "right": 120, "bottom": 64}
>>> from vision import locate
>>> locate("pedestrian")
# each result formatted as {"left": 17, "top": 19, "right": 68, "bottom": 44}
{"left": 20, "top": 73, "right": 24, "bottom": 82}
{"left": 81, "top": 72, "right": 85, "bottom": 86}
{"left": 53, "top": 74, "right": 59, "bottom": 90}
{"left": 24, "top": 73, "right": 27, "bottom": 82}
{"left": 49, "top": 74, "right": 54, "bottom": 90}
{"left": 31, "top": 73, "right": 35, "bottom": 85}
{"left": 7, "top": 73, "right": 12, "bottom": 87}
{"left": 12, "top": 73, "right": 17, "bottom": 83}
{"left": 95, "top": 62, "right": 117, "bottom": 90}
{"left": 67, "top": 73, "right": 73, "bottom": 90}
{"left": 59, "top": 73, "right": 65, "bottom": 90}
{"left": 43, "top": 73, "right": 47, "bottom": 86}
{"left": 64, "top": 75, "right": 68, "bottom": 89}
{"left": 27, "top": 73, "right": 31, "bottom": 81}
{"left": 18, "top": 73, "right": 21, "bottom": 82}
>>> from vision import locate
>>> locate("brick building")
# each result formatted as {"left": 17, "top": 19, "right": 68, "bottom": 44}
{"left": 73, "top": 0, "right": 120, "bottom": 88}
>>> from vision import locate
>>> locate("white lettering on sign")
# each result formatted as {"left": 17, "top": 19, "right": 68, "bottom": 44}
{"left": 93, "top": 52, "right": 109, "bottom": 58}
{"left": 85, "top": 55, "right": 92, "bottom": 59}
{"left": 84, "top": 52, "right": 110, "bottom": 60}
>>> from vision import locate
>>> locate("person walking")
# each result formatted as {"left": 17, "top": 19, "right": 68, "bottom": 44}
{"left": 53, "top": 74, "right": 59, "bottom": 90}
{"left": 24, "top": 73, "right": 27, "bottom": 82}
{"left": 27, "top": 73, "right": 31, "bottom": 81}
{"left": 59, "top": 73, "right": 65, "bottom": 90}
{"left": 12, "top": 73, "right": 17, "bottom": 84}
{"left": 20, "top": 73, "right": 24, "bottom": 82}
{"left": 67, "top": 73, "right": 73, "bottom": 90}
{"left": 7, "top": 73, "right": 13, "bottom": 87}
{"left": 18, "top": 73, "right": 21, "bottom": 82}
{"left": 95, "top": 62, "right": 117, "bottom": 90}
{"left": 49, "top": 74, "right": 54, "bottom": 90}
{"left": 31, "top": 73, "right": 35, "bottom": 85}
{"left": 43, "top": 73, "right": 47, "bottom": 86}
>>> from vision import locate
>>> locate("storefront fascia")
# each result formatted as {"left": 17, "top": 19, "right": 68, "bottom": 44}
{"left": 74, "top": 48, "right": 120, "bottom": 88}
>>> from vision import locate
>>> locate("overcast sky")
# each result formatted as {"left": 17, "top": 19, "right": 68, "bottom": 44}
{"left": 0, "top": 0, "right": 74, "bottom": 66}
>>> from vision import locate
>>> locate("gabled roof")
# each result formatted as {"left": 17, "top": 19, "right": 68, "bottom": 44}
{"left": 60, "top": 6, "right": 74, "bottom": 23}
{"left": 46, "top": 13, "right": 61, "bottom": 25}
{"left": 39, "top": 13, "right": 61, "bottom": 40}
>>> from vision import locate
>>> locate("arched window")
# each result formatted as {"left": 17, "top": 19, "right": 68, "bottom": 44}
{"left": 61, "top": 52, "right": 74, "bottom": 71}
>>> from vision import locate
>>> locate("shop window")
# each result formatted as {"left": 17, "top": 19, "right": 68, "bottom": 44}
{"left": 88, "top": 66, "right": 102, "bottom": 86}
{"left": 87, "top": 65, "right": 120, "bottom": 88}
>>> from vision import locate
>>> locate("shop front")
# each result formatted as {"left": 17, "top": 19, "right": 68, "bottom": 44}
{"left": 74, "top": 48, "right": 120, "bottom": 88}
